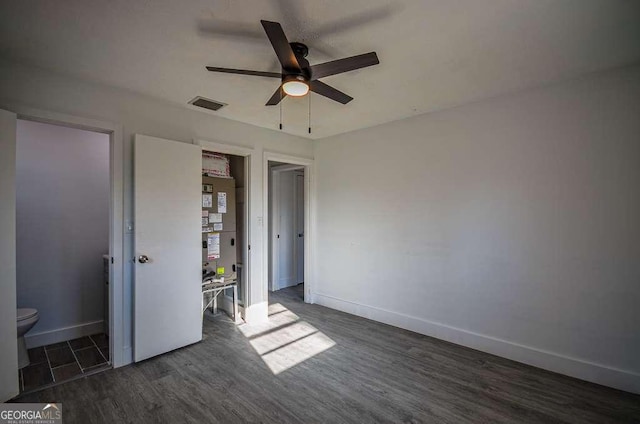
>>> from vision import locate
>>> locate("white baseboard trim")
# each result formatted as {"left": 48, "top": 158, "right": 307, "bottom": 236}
{"left": 244, "top": 301, "right": 268, "bottom": 324}
{"left": 314, "top": 293, "right": 640, "bottom": 394}
{"left": 277, "top": 277, "right": 296, "bottom": 291}
{"left": 117, "top": 346, "right": 133, "bottom": 368}
{"left": 25, "top": 320, "right": 105, "bottom": 349}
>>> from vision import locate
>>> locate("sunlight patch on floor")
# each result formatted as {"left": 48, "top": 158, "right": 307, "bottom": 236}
{"left": 238, "top": 303, "right": 336, "bottom": 374}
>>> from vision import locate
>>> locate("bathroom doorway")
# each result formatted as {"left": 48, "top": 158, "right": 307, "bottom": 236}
{"left": 15, "top": 119, "right": 112, "bottom": 393}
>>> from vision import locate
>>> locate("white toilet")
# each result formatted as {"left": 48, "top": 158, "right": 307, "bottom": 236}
{"left": 17, "top": 308, "right": 39, "bottom": 369}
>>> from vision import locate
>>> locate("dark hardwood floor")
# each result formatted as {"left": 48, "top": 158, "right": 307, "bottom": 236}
{"left": 14, "top": 284, "right": 640, "bottom": 423}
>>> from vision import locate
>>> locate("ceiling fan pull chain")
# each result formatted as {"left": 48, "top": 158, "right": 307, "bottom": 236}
{"left": 279, "top": 88, "right": 283, "bottom": 130}
{"left": 308, "top": 93, "right": 311, "bottom": 134}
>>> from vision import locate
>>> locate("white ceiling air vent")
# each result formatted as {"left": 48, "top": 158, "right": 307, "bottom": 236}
{"left": 188, "top": 96, "right": 227, "bottom": 112}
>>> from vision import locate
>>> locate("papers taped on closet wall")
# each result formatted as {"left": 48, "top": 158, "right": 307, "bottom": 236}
{"left": 207, "top": 232, "right": 220, "bottom": 259}
{"left": 217, "top": 192, "right": 227, "bottom": 213}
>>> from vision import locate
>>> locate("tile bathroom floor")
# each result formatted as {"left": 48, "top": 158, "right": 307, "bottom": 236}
{"left": 20, "top": 333, "right": 110, "bottom": 393}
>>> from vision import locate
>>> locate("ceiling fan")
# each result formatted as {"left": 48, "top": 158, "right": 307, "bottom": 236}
{"left": 206, "top": 20, "right": 380, "bottom": 106}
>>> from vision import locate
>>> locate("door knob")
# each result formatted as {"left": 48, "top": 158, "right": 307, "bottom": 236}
{"left": 138, "top": 255, "right": 150, "bottom": 263}
{"left": 298, "top": 233, "right": 304, "bottom": 237}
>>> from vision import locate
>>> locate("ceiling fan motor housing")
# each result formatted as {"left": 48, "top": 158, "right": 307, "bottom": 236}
{"left": 286, "top": 42, "right": 311, "bottom": 80}
{"left": 290, "top": 42, "right": 309, "bottom": 58}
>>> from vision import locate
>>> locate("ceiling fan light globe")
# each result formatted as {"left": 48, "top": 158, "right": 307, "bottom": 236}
{"left": 282, "top": 77, "right": 309, "bottom": 97}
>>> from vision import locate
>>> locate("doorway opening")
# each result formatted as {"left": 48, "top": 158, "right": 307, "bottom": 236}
{"left": 131, "top": 136, "right": 251, "bottom": 362}
{"left": 268, "top": 162, "right": 306, "bottom": 303}
{"left": 200, "top": 150, "right": 248, "bottom": 322}
{"left": 15, "top": 119, "right": 112, "bottom": 393}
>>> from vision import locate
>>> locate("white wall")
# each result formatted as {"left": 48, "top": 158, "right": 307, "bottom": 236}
{"left": 16, "top": 120, "right": 109, "bottom": 344}
{"left": 313, "top": 65, "right": 640, "bottom": 393}
{"left": 0, "top": 59, "right": 313, "bottom": 365}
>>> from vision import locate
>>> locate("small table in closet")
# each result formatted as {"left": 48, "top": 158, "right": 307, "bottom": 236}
{"left": 202, "top": 279, "right": 239, "bottom": 323}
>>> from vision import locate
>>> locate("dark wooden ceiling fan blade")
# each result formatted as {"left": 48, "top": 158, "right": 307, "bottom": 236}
{"left": 265, "top": 86, "right": 286, "bottom": 106}
{"left": 310, "top": 80, "right": 353, "bottom": 104}
{"left": 206, "top": 66, "right": 281, "bottom": 78}
{"left": 310, "top": 52, "right": 379, "bottom": 80}
{"left": 260, "top": 20, "right": 301, "bottom": 71}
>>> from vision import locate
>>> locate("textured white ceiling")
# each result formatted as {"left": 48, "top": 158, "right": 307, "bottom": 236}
{"left": 1, "top": 0, "right": 639, "bottom": 139}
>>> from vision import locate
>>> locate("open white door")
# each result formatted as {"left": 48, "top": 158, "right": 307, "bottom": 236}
{"left": 0, "top": 109, "right": 19, "bottom": 401}
{"left": 134, "top": 135, "right": 202, "bottom": 362}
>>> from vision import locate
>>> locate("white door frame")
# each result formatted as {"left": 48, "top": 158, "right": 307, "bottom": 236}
{"left": 194, "top": 138, "right": 253, "bottom": 319}
{"left": 7, "top": 105, "right": 126, "bottom": 367}
{"left": 269, "top": 164, "right": 304, "bottom": 292}
{"left": 264, "top": 152, "right": 315, "bottom": 303}
{"left": 0, "top": 108, "right": 18, "bottom": 401}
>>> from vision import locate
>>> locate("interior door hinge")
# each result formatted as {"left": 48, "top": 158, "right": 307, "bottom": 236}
{"left": 111, "top": 257, "right": 114, "bottom": 264}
